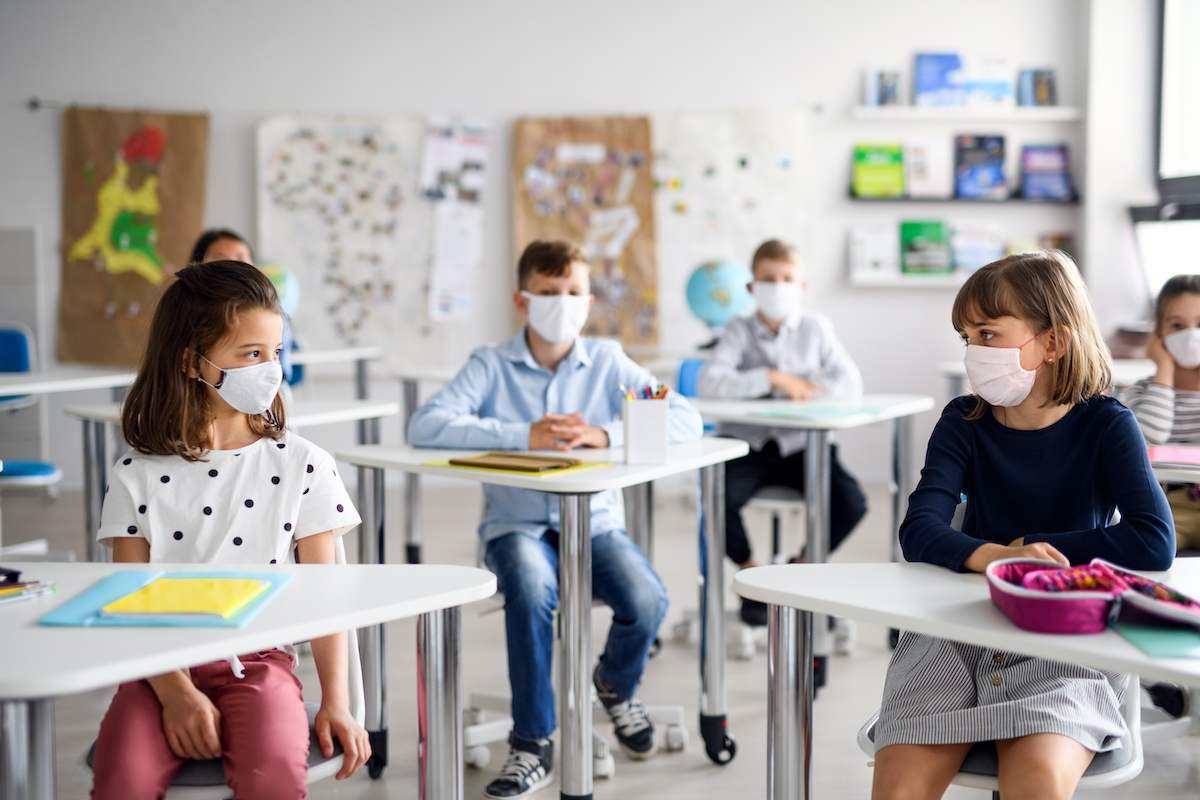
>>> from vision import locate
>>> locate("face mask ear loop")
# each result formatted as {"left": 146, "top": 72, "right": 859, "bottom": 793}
{"left": 196, "top": 354, "right": 226, "bottom": 390}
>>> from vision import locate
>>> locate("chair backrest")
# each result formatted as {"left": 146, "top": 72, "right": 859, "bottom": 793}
{"left": 0, "top": 322, "right": 35, "bottom": 373}
{"left": 677, "top": 358, "right": 706, "bottom": 398}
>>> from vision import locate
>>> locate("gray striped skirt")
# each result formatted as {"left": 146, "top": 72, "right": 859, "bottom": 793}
{"left": 874, "top": 632, "right": 1127, "bottom": 753}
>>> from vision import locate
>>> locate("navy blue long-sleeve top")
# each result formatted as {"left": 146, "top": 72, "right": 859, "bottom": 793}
{"left": 900, "top": 395, "right": 1175, "bottom": 573}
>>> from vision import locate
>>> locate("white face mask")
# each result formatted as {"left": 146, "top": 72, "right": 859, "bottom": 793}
{"left": 962, "top": 330, "right": 1048, "bottom": 407}
{"left": 752, "top": 281, "right": 802, "bottom": 322}
{"left": 1165, "top": 328, "right": 1200, "bottom": 369}
{"left": 198, "top": 356, "right": 283, "bottom": 415}
{"left": 522, "top": 291, "right": 590, "bottom": 344}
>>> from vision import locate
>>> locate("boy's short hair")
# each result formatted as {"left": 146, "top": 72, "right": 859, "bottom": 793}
{"left": 1155, "top": 274, "right": 1200, "bottom": 328}
{"left": 751, "top": 239, "right": 799, "bottom": 271}
{"left": 517, "top": 240, "right": 588, "bottom": 289}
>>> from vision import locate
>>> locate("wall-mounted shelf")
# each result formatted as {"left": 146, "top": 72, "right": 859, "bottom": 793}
{"left": 849, "top": 195, "right": 1079, "bottom": 205}
{"left": 850, "top": 106, "right": 1083, "bottom": 123}
{"left": 848, "top": 271, "right": 968, "bottom": 289}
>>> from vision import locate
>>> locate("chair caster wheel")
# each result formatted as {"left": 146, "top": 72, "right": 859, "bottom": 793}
{"left": 700, "top": 714, "right": 736, "bottom": 764}
{"left": 465, "top": 744, "right": 491, "bottom": 769}
{"left": 594, "top": 752, "right": 616, "bottom": 779}
{"left": 672, "top": 620, "right": 691, "bottom": 642}
{"left": 665, "top": 724, "right": 688, "bottom": 752}
{"left": 367, "top": 756, "right": 385, "bottom": 779}
{"left": 367, "top": 730, "right": 387, "bottom": 779}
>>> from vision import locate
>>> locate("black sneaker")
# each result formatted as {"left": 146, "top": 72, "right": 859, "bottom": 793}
{"left": 482, "top": 734, "right": 553, "bottom": 800}
{"left": 593, "top": 665, "right": 658, "bottom": 760}
{"left": 740, "top": 597, "right": 769, "bottom": 627}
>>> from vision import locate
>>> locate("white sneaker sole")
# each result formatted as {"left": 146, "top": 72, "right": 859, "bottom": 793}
{"left": 616, "top": 732, "right": 659, "bottom": 761}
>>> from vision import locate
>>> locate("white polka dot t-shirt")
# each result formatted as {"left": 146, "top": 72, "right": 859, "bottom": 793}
{"left": 98, "top": 431, "right": 361, "bottom": 563}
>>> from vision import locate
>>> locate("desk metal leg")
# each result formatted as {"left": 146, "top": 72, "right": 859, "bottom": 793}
{"left": 803, "top": 432, "right": 830, "bottom": 668}
{"left": 1, "top": 698, "right": 55, "bottom": 800}
{"left": 699, "top": 463, "right": 735, "bottom": 764}
{"left": 891, "top": 416, "right": 914, "bottom": 564}
{"left": 359, "top": 466, "right": 388, "bottom": 778}
{"left": 418, "top": 607, "right": 463, "bottom": 800}
{"left": 767, "top": 606, "right": 812, "bottom": 800}
{"left": 403, "top": 378, "right": 422, "bottom": 564}
{"left": 623, "top": 482, "right": 654, "bottom": 559}
{"left": 559, "top": 493, "right": 593, "bottom": 800}
{"left": 81, "top": 419, "right": 111, "bottom": 563}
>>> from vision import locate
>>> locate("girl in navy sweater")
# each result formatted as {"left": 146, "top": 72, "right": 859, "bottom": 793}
{"left": 872, "top": 251, "right": 1173, "bottom": 800}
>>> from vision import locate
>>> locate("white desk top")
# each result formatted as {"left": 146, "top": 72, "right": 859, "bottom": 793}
{"left": 336, "top": 438, "right": 751, "bottom": 493}
{"left": 0, "top": 561, "right": 495, "bottom": 699}
{"left": 289, "top": 346, "right": 383, "bottom": 366}
{"left": 937, "top": 359, "right": 1156, "bottom": 388}
{"left": 1153, "top": 465, "right": 1200, "bottom": 484}
{"left": 0, "top": 369, "right": 135, "bottom": 396}
{"left": 688, "top": 394, "right": 935, "bottom": 431}
{"left": 64, "top": 400, "right": 401, "bottom": 428}
{"left": 377, "top": 366, "right": 461, "bottom": 384}
{"left": 735, "top": 561, "right": 1200, "bottom": 687}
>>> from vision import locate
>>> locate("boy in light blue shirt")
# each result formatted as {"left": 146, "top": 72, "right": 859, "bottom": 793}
{"left": 410, "top": 240, "right": 702, "bottom": 800}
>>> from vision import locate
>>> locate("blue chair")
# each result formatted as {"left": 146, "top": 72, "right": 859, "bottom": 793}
{"left": 0, "top": 461, "right": 63, "bottom": 556}
{"left": 0, "top": 322, "right": 37, "bottom": 412}
{"left": 676, "top": 358, "right": 705, "bottom": 399}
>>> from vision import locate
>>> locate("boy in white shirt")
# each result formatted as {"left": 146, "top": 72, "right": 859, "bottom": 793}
{"left": 697, "top": 239, "right": 867, "bottom": 626}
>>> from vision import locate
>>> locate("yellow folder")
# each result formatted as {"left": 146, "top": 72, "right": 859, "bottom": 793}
{"left": 101, "top": 577, "right": 270, "bottom": 622}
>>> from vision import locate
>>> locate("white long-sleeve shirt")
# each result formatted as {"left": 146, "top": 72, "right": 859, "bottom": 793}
{"left": 1120, "top": 378, "right": 1200, "bottom": 445}
{"left": 696, "top": 311, "right": 863, "bottom": 456}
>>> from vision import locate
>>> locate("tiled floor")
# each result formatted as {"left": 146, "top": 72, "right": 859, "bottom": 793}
{"left": 7, "top": 481, "right": 1200, "bottom": 799}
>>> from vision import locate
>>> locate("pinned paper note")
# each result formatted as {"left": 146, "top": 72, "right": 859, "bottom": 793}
{"left": 556, "top": 142, "right": 607, "bottom": 163}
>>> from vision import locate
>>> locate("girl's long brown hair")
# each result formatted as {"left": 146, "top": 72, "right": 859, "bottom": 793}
{"left": 122, "top": 260, "right": 286, "bottom": 460}
{"left": 951, "top": 250, "right": 1113, "bottom": 421}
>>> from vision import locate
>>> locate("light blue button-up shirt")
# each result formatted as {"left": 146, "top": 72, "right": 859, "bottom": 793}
{"left": 409, "top": 330, "right": 704, "bottom": 543}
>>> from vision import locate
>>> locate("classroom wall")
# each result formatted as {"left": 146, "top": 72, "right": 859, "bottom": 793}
{"left": 0, "top": 0, "right": 1155, "bottom": 490}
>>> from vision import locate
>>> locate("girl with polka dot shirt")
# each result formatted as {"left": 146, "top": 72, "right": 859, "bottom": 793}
{"left": 91, "top": 261, "right": 369, "bottom": 800}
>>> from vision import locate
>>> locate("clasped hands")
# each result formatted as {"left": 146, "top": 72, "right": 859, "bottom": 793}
{"left": 529, "top": 412, "right": 609, "bottom": 451}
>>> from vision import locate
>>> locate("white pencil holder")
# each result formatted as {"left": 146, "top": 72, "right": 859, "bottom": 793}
{"left": 623, "top": 398, "right": 669, "bottom": 464}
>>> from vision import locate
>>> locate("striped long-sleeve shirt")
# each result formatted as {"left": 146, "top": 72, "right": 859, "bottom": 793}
{"left": 1120, "top": 378, "right": 1200, "bottom": 445}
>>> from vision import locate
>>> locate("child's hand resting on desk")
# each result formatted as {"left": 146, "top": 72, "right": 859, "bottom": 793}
{"left": 962, "top": 538, "right": 1070, "bottom": 574}
{"left": 769, "top": 369, "right": 823, "bottom": 401}
{"left": 529, "top": 412, "right": 610, "bottom": 451}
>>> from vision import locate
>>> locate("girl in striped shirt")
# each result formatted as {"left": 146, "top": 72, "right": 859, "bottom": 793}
{"left": 1122, "top": 274, "right": 1200, "bottom": 548}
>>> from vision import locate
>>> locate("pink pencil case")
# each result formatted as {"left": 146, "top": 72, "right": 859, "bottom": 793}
{"left": 985, "top": 557, "right": 1200, "bottom": 634}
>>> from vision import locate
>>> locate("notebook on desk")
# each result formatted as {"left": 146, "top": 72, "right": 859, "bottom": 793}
{"left": 448, "top": 453, "right": 583, "bottom": 472}
{"left": 1147, "top": 445, "right": 1200, "bottom": 468}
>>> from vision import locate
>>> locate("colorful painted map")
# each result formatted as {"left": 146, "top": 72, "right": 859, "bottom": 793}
{"left": 58, "top": 107, "right": 208, "bottom": 366}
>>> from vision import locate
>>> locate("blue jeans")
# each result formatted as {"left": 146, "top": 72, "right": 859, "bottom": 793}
{"left": 484, "top": 528, "right": 669, "bottom": 741}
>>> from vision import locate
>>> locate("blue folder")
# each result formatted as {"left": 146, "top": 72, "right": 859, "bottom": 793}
{"left": 39, "top": 570, "right": 293, "bottom": 628}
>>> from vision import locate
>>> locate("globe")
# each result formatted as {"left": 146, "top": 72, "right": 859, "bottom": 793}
{"left": 260, "top": 262, "right": 301, "bottom": 318}
{"left": 686, "top": 261, "right": 755, "bottom": 331}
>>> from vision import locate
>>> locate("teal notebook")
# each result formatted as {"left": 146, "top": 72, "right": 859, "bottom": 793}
{"left": 1113, "top": 620, "right": 1200, "bottom": 658}
{"left": 749, "top": 405, "right": 885, "bottom": 422}
{"left": 39, "top": 570, "right": 293, "bottom": 628}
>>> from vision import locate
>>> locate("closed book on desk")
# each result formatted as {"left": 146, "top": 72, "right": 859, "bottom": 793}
{"left": 1148, "top": 445, "right": 1200, "bottom": 467}
{"left": 447, "top": 453, "right": 582, "bottom": 472}
{"left": 101, "top": 577, "right": 270, "bottom": 623}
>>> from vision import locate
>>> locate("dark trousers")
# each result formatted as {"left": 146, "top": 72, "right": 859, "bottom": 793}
{"left": 725, "top": 440, "right": 867, "bottom": 566}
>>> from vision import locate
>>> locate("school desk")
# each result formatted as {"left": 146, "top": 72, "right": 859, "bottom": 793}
{"left": 735, "top": 559, "right": 1200, "bottom": 800}
{"left": 937, "top": 359, "right": 1156, "bottom": 401}
{"left": 63, "top": 400, "right": 400, "bottom": 563}
{"left": 335, "top": 438, "right": 750, "bottom": 798}
{"left": 0, "top": 560, "right": 495, "bottom": 800}
{"left": 0, "top": 369, "right": 134, "bottom": 398}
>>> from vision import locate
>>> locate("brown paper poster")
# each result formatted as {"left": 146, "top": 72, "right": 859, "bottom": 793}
{"left": 58, "top": 106, "right": 209, "bottom": 365}
{"left": 512, "top": 117, "right": 657, "bottom": 344}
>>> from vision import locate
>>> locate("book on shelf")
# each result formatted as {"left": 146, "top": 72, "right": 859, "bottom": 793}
{"left": 1018, "top": 69, "right": 1058, "bottom": 106}
{"left": 852, "top": 144, "right": 905, "bottom": 198}
{"left": 848, "top": 225, "right": 901, "bottom": 280}
{"left": 914, "top": 53, "right": 964, "bottom": 107}
{"left": 863, "top": 68, "right": 901, "bottom": 106}
{"left": 1038, "top": 232, "right": 1076, "bottom": 258}
{"left": 900, "top": 220, "right": 952, "bottom": 273}
{"left": 950, "top": 224, "right": 1004, "bottom": 272}
{"left": 1021, "top": 144, "right": 1074, "bottom": 201}
{"left": 955, "top": 135, "right": 1008, "bottom": 199}
{"left": 904, "top": 139, "right": 954, "bottom": 199}
{"left": 963, "top": 57, "right": 1015, "bottom": 107}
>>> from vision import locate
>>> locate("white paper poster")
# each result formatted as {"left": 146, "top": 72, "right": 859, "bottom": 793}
{"left": 256, "top": 114, "right": 446, "bottom": 369}
{"left": 651, "top": 107, "right": 810, "bottom": 349}
{"left": 421, "top": 116, "right": 489, "bottom": 321}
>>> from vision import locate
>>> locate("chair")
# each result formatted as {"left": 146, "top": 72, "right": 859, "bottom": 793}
{"left": 0, "top": 322, "right": 38, "bottom": 413}
{"left": 856, "top": 672, "right": 1144, "bottom": 799}
{"left": 0, "top": 460, "right": 63, "bottom": 557}
{"left": 78, "top": 537, "right": 366, "bottom": 798}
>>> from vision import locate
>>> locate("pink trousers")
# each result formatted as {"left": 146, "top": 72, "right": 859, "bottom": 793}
{"left": 91, "top": 649, "right": 310, "bottom": 800}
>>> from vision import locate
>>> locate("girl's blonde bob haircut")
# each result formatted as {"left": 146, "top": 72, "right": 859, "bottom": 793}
{"left": 951, "top": 250, "right": 1112, "bottom": 421}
